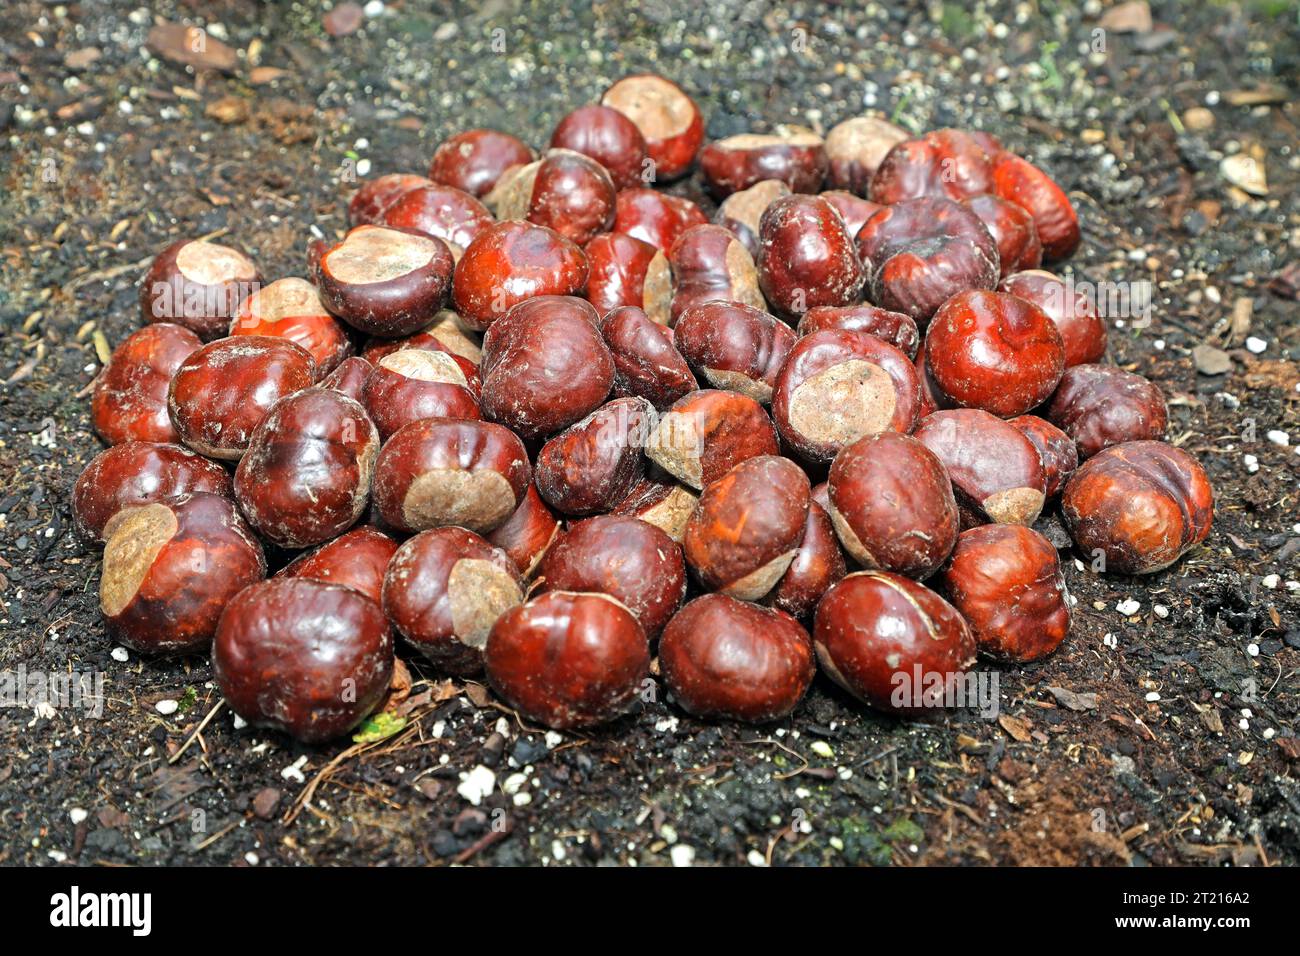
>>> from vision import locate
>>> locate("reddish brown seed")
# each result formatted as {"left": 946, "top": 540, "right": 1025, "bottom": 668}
{"left": 813, "top": 571, "right": 976, "bottom": 713}
{"left": 1046, "top": 364, "right": 1168, "bottom": 459}
{"left": 868, "top": 129, "right": 996, "bottom": 205}
{"left": 428, "top": 129, "right": 536, "bottom": 198}
{"left": 990, "top": 152, "right": 1080, "bottom": 260}
{"left": 611, "top": 187, "right": 709, "bottom": 252}
{"left": 1061, "top": 440, "right": 1213, "bottom": 574}
{"left": 610, "top": 474, "right": 699, "bottom": 542}
{"left": 213, "top": 578, "right": 392, "bottom": 743}
{"left": 937, "top": 525, "right": 1071, "bottom": 662}
{"left": 73, "top": 441, "right": 232, "bottom": 543}
{"left": 758, "top": 194, "right": 866, "bottom": 320}
{"left": 584, "top": 232, "right": 673, "bottom": 325}
{"left": 486, "top": 149, "right": 617, "bottom": 247}
{"left": 536, "top": 515, "right": 687, "bottom": 638}
{"left": 660, "top": 594, "right": 815, "bottom": 722}
{"left": 796, "top": 303, "right": 920, "bottom": 359}
{"left": 674, "top": 301, "right": 795, "bottom": 404}
{"left": 964, "top": 194, "right": 1043, "bottom": 278}
{"left": 278, "top": 526, "right": 398, "bottom": 605}
{"left": 315, "top": 224, "right": 454, "bottom": 337}
{"left": 682, "top": 455, "right": 811, "bottom": 600}
{"left": 601, "top": 74, "right": 704, "bottom": 181}
{"left": 699, "top": 126, "right": 828, "bottom": 198}
{"left": 827, "top": 431, "right": 959, "bottom": 578}
{"left": 999, "top": 269, "right": 1107, "bottom": 367}
{"left": 667, "top": 224, "right": 766, "bottom": 322}
{"left": 768, "top": 498, "right": 847, "bottom": 620}
{"left": 348, "top": 173, "right": 434, "bottom": 226}
{"left": 380, "top": 183, "right": 495, "bottom": 260}
{"left": 645, "top": 388, "right": 779, "bottom": 490}
{"left": 371, "top": 418, "right": 531, "bottom": 534}
{"left": 925, "top": 290, "right": 1065, "bottom": 418}
{"left": 599, "top": 305, "right": 696, "bottom": 409}
{"left": 361, "top": 348, "right": 481, "bottom": 439}
{"left": 485, "top": 591, "right": 650, "bottom": 729}
{"left": 480, "top": 295, "right": 614, "bottom": 439}
{"left": 534, "top": 397, "right": 656, "bottom": 516}
{"left": 230, "top": 276, "right": 353, "bottom": 374}
{"left": 92, "top": 323, "right": 202, "bottom": 445}
{"left": 382, "top": 526, "right": 524, "bottom": 674}
{"left": 819, "top": 190, "right": 885, "bottom": 241}
{"left": 100, "top": 493, "right": 266, "bottom": 655}
{"left": 1008, "top": 415, "right": 1078, "bottom": 498}
{"left": 550, "top": 103, "right": 650, "bottom": 190}
{"left": 824, "top": 116, "right": 909, "bottom": 196}
{"left": 714, "top": 179, "right": 791, "bottom": 259}
{"left": 772, "top": 329, "right": 921, "bottom": 462}
{"left": 486, "top": 482, "right": 561, "bottom": 579}
{"left": 168, "top": 336, "right": 316, "bottom": 461}
{"left": 451, "top": 220, "right": 589, "bottom": 332}
{"left": 913, "top": 408, "right": 1047, "bottom": 526}
{"left": 320, "top": 355, "right": 375, "bottom": 403}
{"left": 140, "top": 238, "right": 261, "bottom": 339}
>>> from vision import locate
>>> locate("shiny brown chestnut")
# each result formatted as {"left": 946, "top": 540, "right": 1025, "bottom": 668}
{"left": 913, "top": 409, "right": 1047, "bottom": 526}
{"left": 486, "top": 482, "right": 560, "bottom": 578}
{"left": 682, "top": 455, "right": 811, "bottom": 600}
{"left": 380, "top": 183, "right": 495, "bottom": 260}
{"left": 584, "top": 232, "right": 673, "bottom": 325}
{"left": 964, "top": 194, "right": 1042, "bottom": 278}
{"left": 1061, "top": 440, "right": 1213, "bottom": 574}
{"left": 362, "top": 348, "right": 481, "bottom": 439}
{"left": 536, "top": 515, "right": 686, "bottom": 638}
{"left": 100, "top": 493, "right": 265, "bottom": 655}
{"left": 667, "top": 224, "right": 766, "bottom": 322}
{"left": 278, "top": 526, "right": 398, "bottom": 605}
{"left": 361, "top": 311, "right": 483, "bottom": 366}
{"left": 814, "top": 571, "right": 976, "bottom": 713}
{"left": 233, "top": 387, "right": 379, "bottom": 548}
{"left": 486, "top": 149, "right": 616, "bottom": 247}
{"left": 213, "top": 578, "right": 393, "bottom": 743}
{"left": 819, "top": 190, "right": 885, "bottom": 241}
{"left": 796, "top": 303, "right": 919, "bottom": 359}
{"left": 824, "top": 116, "right": 909, "bottom": 196}
{"left": 599, "top": 305, "right": 697, "bottom": 409}
{"left": 999, "top": 270, "right": 1107, "bottom": 367}
{"left": 348, "top": 173, "right": 434, "bottom": 225}
{"left": 768, "top": 496, "right": 847, "bottom": 620}
{"left": 673, "top": 301, "right": 795, "bottom": 404}
{"left": 925, "top": 289, "right": 1064, "bottom": 418}
{"left": 231, "top": 276, "right": 353, "bottom": 374}
{"left": 534, "top": 397, "right": 656, "bottom": 516}
{"left": 92, "top": 323, "right": 202, "bottom": 445}
{"left": 451, "top": 220, "right": 589, "bottom": 332}
{"left": 758, "top": 194, "right": 866, "bottom": 320}
{"left": 772, "top": 329, "right": 921, "bottom": 462}
{"left": 168, "top": 335, "right": 316, "bottom": 460}
{"left": 660, "top": 594, "right": 815, "bottom": 722}
{"left": 611, "top": 474, "right": 699, "bottom": 542}
{"left": 699, "top": 127, "right": 828, "bottom": 198}
{"left": 73, "top": 441, "right": 232, "bottom": 543}
{"left": 714, "top": 179, "right": 790, "bottom": 259}
{"left": 139, "top": 238, "right": 261, "bottom": 339}
{"left": 827, "top": 431, "right": 959, "bottom": 578}
{"left": 315, "top": 224, "right": 454, "bottom": 337}
{"left": 319, "top": 355, "right": 374, "bottom": 403}
{"left": 427, "top": 129, "right": 536, "bottom": 198}
{"left": 645, "top": 388, "right": 779, "bottom": 490}
{"left": 611, "top": 187, "right": 709, "bottom": 252}
{"left": 1008, "top": 415, "right": 1077, "bottom": 498}
{"left": 868, "top": 129, "right": 995, "bottom": 205}
{"left": 990, "top": 152, "right": 1080, "bottom": 260}
{"left": 1046, "top": 364, "right": 1168, "bottom": 459}
{"left": 936, "top": 525, "right": 1071, "bottom": 662}
{"left": 480, "top": 295, "right": 614, "bottom": 439}
{"left": 601, "top": 74, "right": 704, "bottom": 181}
{"left": 382, "top": 526, "right": 524, "bottom": 674}
{"left": 485, "top": 591, "right": 650, "bottom": 729}
{"left": 372, "top": 417, "right": 531, "bottom": 534}
{"left": 550, "top": 104, "right": 650, "bottom": 190}
{"left": 855, "top": 196, "right": 999, "bottom": 324}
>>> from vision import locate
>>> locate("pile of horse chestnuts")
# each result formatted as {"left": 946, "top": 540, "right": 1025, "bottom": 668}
{"left": 76, "top": 73, "right": 1214, "bottom": 742}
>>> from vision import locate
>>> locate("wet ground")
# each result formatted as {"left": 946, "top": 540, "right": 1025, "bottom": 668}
{"left": 0, "top": 0, "right": 1297, "bottom": 866}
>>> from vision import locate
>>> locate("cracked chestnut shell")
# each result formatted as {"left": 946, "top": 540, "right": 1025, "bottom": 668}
{"left": 599, "top": 305, "right": 696, "bottom": 409}
{"left": 699, "top": 126, "right": 828, "bottom": 198}
{"left": 668, "top": 223, "right": 766, "bottom": 322}
{"left": 140, "top": 238, "right": 261, "bottom": 339}
{"left": 233, "top": 387, "right": 380, "bottom": 549}
{"left": 382, "top": 526, "right": 524, "bottom": 674}
{"left": 451, "top": 220, "right": 589, "bottom": 332}
{"left": 279, "top": 526, "right": 398, "bottom": 605}
{"left": 231, "top": 276, "right": 353, "bottom": 374}
{"left": 585, "top": 232, "right": 673, "bottom": 325}
{"left": 92, "top": 323, "right": 202, "bottom": 445}
{"left": 427, "top": 129, "right": 536, "bottom": 198}
{"left": 612, "top": 187, "right": 709, "bottom": 252}
{"left": 682, "top": 455, "right": 811, "bottom": 601}
{"left": 797, "top": 303, "right": 919, "bottom": 360}
{"left": 999, "top": 269, "right": 1107, "bottom": 367}
{"left": 758, "top": 194, "right": 866, "bottom": 320}
{"left": 535, "top": 396, "right": 656, "bottom": 516}
{"left": 100, "top": 492, "right": 266, "bottom": 655}
{"left": 1061, "top": 440, "right": 1213, "bottom": 574}
{"left": 213, "top": 578, "right": 393, "bottom": 744}
{"left": 1046, "top": 363, "right": 1168, "bottom": 459}
{"left": 813, "top": 570, "right": 976, "bottom": 713}
{"left": 601, "top": 74, "right": 704, "bottom": 181}
{"left": 660, "top": 594, "right": 815, "bottom": 722}
{"left": 674, "top": 301, "right": 795, "bottom": 404}
{"left": 485, "top": 591, "right": 650, "bottom": 729}
{"left": 645, "top": 388, "right": 779, "bottom": 490}
{"left": 937, "top": 524, "right": 1071, "bottom": 662}
{"left": 550, "top": 103, "right": 650, "bottom": 190}
{"left": 827, "top": 431, "right": 958, "bottom": 579}
{"left": 990, "top": 152, "right": 1080, "bottom": 260}
{"left": 536, "top": 514, "right": 687, "bottom": 638}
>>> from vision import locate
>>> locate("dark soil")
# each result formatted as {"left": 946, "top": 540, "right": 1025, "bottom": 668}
{"left": 1, "top": 0, "right": 1297, "bottom": 867}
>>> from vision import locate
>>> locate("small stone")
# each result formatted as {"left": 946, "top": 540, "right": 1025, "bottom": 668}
{"left": 252, "top": 787, "right": 281, "bottom": 819}
{"left": 110, "top": 647, "right": 129, "bottom": 662}
{"left": 69, "top": 807, "right": 88, "bottom": 825}
{"left": 1266, "top": 430, "right": 1289, "bottom": 446}
{"left": 1182, "top": 107, "right": 1215, "bottom": 132}
{"left": 456, "top": 765, "right": 495, "bottom": 805}
{"left": 1192, "top": 344, "right": 1232, "bottom": 375}
{"left": 1145, "top": 692, "right": 1161, "bottom": 702}
{"left": 1245, "top": 336, "right": 1267, "bottom": 354}
{"left": 1117, "top": 598, "right": 1141, "bottom": 616}
{"left": 155, "top": 699, "right": 179, "bottom": 715}
{"left": 670, "top": 844, "right": 696, "bottom": 867}
{"left": 324, "top": 2, "right": 365, "bottom": 37}
{"left": 1221, "top": 154, "right": 1267, "bottom": 196}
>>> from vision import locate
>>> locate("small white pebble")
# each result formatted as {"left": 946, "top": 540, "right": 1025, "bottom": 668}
{"left": 1247, "top": 643, "right": 1260, "bottom": 657}
{"left": 1286, "top": 580, "right": 1300, "bottom": 593}
{"left": 232, "top": 713, "right": 248, "bottom": 730}
{"left": 457, "top": 765, "right": 496, "bottom": 806}
{"left": 355, "top": 158, "right": 372, "bottom": 176}
{"left": 48, "top": 850, "right": 68, "bottom": 863}
{"left": 544, "top": 731, "right": 564, "bottom": 749}
{"left": 1241, "top": 708, "right": 1253, "bottom": 718}
{"left": 1145, "top": 691, "right": 1161, "bottom": 702}
{"left": 69, "top": 807, "right": 88, "bottom": 825}
{"left": 1262, "top": 574, "right": 1279, "bottom": 589}
{"left": 1264, "top": 728, "right": 1276, "bottom": 740}
{"left": 1153, "top": 604, "right": 1170, "bottom": 619}
{"left": 1117, "top": 598, "right": 1141, "bottom": 615}
{"left": 154, "top": 699, "right": 179, "bottom": 715}
{"left": 1103, "top": 633, "right": 1119, "bottom": 649}
{"left": 551, "top": 839, "right": 566, "bottom": 861}
{"left": 670, "top": 844, "right": 696, "bottom": 867}
{"left": 810, "top": 741, "right": 834, "bottom": 759}
{"left": 501, "top": 772, "right": 528, "bottom": 795}
{"left": 654, "top": 716, "right": 679, "bottom": 733}
{"left": 110, "top": 646, "right": 129, "bottom": 662}
{"left": 1238, "top": 718, "right": 1250, "bottom": 730}
{"left": 244, "top": 852, "right": 259, "bottom": 866}
{"left": 281, "top": 756, "right": 308, "bottom": 782}
{"left": 747, "top": 849, "right": 768, "bottom": 867}
{"left": 1244, "top": 454, "right": 1259, "bottom": 473}
{"left": 1266, "top": 430, "right": 1290, "bottom": 446}
{"left": 1245, "top": 336, "right": 1267, "bottom": 354}
{"left": 512, "top": 791, "right": 531, "bottom": 806}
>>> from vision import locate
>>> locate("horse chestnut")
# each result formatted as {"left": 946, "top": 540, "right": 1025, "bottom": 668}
{"left": 768, "top": 497, "right": 847, "bottom": 620}
{"left": 535, "top": 397, "right": 656, "bottom": 515}
{"left": 869, "top": 129, "right": 995, "bottom": 205}
{"left": 279, "top": 526, "right": 398, "bottom": 604}
{"left": 674, "top": 301, "right": 795, "bottom": 404}
{"left": 668, "top": 224, "right": 766, "bottom": 322}
{"left": 487, "top": 148, "right": 616, "bottom": 246}
{"left": 92, "top": 323, "right": 202, "bottom": 445}
{"left": 349, "top": 173, "right": 433, "bottom": 225}
{"left": 140, "top": 238, "right": 261, "bottom": 339}
{"left": 964, "top": 194, "right": 1043, "bottom": 278}
{"left": 824, "top": 116, "right": 909, "bottom": 195}
{"left": 585, "top": 232, "right": 673, "bottom": 325}
{"left": 1046, "top": 363, "right": 1168, "bottom": 459}
{"left": 699, "top": 126, "right": 828, "bottom": 198}
{"left": 320, "top": 355, "right": 374, "bottom": 403}
{"left": 362, "top": 348, "right": 481, "bottom": 439}
{"left": 486, "top": 482, "right": 561, "bottom": 578}
{"left": 999, "top": 270, "right": 1107, "bottom": 367}
{"left": 380, "top": 183, "right": 495, "bottom": 260}
{"left": 819, "top": 190, "right": 884, "bottom": 241}
{"left": 550, "top": 104, "right": 650, "bottom": 190}
{"left": 599, "top": 305, "right": 696, "bottom": 409}
{"left": 758, "top": 194, "right": 866, "bottom": 319}
{"left": 601, "top": 74, "right": 704, "bottom": 181}
{"left": 611, "top": 474, "right": 699, "bottom": 542}
{"left": 611, "top": 187, "right": 708, "bottom": 252}
{"left": 231, "top": 276, "right": 353, "bottom": 374}
{"left": 796, "top": 303, "right": 919, "bottom": 360}
{"left": 451, "top": 220, "right": 589, "bottom": 332}
{"left": 990, "top": 152, "right": 1080, "bottom": 260}
{"left": 428, "top": 129, "right": 536, "bottom": 198}
{"left": 645, "top": 389, "right": 779, "bottom": 489}
{"left": 714, "top": 179, "right": 790, "bottom": 258}
{"left": 1009, "top": 414, "right": 1078, "bottom": 498}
